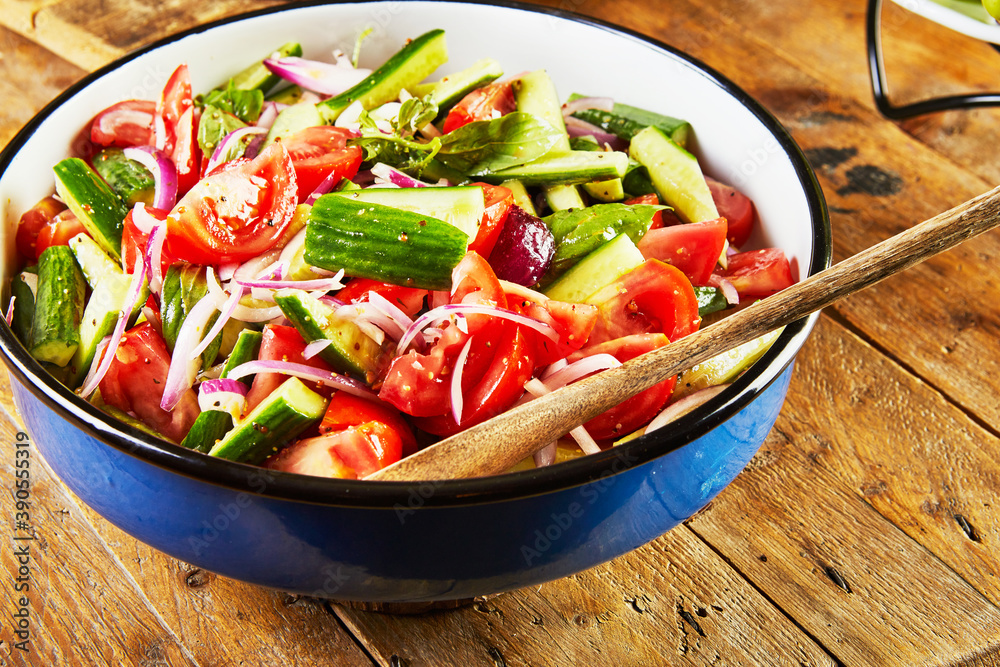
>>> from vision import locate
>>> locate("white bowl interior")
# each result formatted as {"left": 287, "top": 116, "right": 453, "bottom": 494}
{"left": 1, "top": 2, "right": 815, "bottom": 290}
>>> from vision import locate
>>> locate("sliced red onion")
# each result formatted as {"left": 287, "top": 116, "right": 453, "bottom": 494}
{"left": 563, "top": 116, "right": 627, "bottom": 152}
{"left": 80, "top": 254, "right": 148, "bottom": 398}
{"left": 225, "top": 360, "right": 376, "bottom": 399}
{"left": 523, "top": 377, "right": 600, "bottom": 455}
{"left": 255, "top": 101, "right": 285, "bottom": 129}
{"left": 233, "top": 247, "right": 285, "bottom": 282}
{"left": 190, "top": 284, "right": 245, "bottom": 360}
{"left": 145, "top": 222, "right": 167, "bottom": 294}
{"left": 80, "top": 336, "right": 111, "bottom": 395}
{"left": 334, "top": 303, "right": 389, "bottom": 346}
{"left": 487, "top": 206, "right": 555, "bottom": 286}
{"left": 217, "top": 262, "right": 239, "bottom": 282}
{"left": 206, "top": 267, "right": 283, "bottom": 323}
{"left": 234, "top": 273, "right": 345, "bottom": 291}
{"left": 542, "top": 353, "right": 621, "bottom": 388}
{"left": 644, "top": 384, "right": 730, "bottom": 434}
{"left": 397, "top": 303, "right": 559, "bottom": 356}
{"left": 533, "top": 441, "right": 557, "bottom": 468}
{"left": 263, "top": 56, "right": 372, "bottom": 96}
{"left": 707, "top": 274, "right": 740, "bottom": 305}
{"left": 130, "top": 202, "right": 162, "bottom": 234}
{"left": 124, "top": 145, "right": 179, "bottom": 210}
{"left": 365, "top": 291, "right": 415, "bottom": 339}
{"left": 205, "top": 126, "right": 268, "bottom": 173}
{"left": 561, "top": 96, "right": 614, "bottom": 116}
{"left": 302, "top": 339, "right": 332, "bottom": 360}
{"left": 160, "top": 296, "right": 220, "bottom": 411}
{"left": 450, "top": 336, "right": 474, "bottom": 425}
{"left": 198, "top": 378, "right": 248, "bottom": 418}
{"left": 4, "top": 297, "right": 14, "bottom": 326}
{"left": 499, "top": 280, "right": 549, "bottom": 304}
{"left": 371, "top": 163, "right": 432, "bottom": 188}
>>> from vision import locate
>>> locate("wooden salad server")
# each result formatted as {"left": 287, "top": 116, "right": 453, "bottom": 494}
{"left": 368, "top": 185, "right": 1000, "bottom": 482}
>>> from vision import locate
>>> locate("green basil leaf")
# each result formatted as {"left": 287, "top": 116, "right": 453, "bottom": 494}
{"left": 436, "top": 112, "right": 561, "bottom": 176}
{"left": 199, "top": 81, "right": 264, "bottom": 124}
{"left": 197, "top": 105, "right": 248, "bottom": 162}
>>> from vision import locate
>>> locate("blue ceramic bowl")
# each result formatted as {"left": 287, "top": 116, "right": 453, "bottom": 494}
{"left": 0, "top": 1, "right": 829, "bottom": 602}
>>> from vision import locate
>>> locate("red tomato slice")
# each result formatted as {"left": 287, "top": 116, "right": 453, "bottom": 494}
{"left": 264, "top": 435, "right": 358, "bottom": 479}
{"left": 98, "top": 322, "right": 200, "bottom": 443}
{"left": 721, "top": 248, "right": 793, "bottom": 298}
{"left": 442, "top": 80, "right": 517, "bottom": 134}
{"left": 707, "top": 177, "right": 756, "bottom": 247}
{"left": 624, "top": 193, "right": 665, "bottom": 230}
{"left": 164, "top": 142, "right": 297, "bottom": 264}
{"left": 156, "top": 65, "right": 199, "bottom": 194}
{"left": 467, "top": 183, "right": 513, "bottom": 258}
{"left": 514, "top": 298, "right": 598, "bottom": 367}
{"left": 244, "top": 325, "right": 335, "bottom": 412}
{"left": 320, "top": 390, "right": 417, "bottom": 457}
{"left": 335, "top": 278, "right": 427, "bottom": 318}
{"left": 90, "top": 100, "right": 156, "bottom": 148}
{"left": 281, "top": 126, "right": 363, "bottom": 203}
{"left": 121, "top": 206, "right": 175, "bottom": 274}
{"left": 586, "top": 260, "right": 701, "bottom": 346}
{"left": 567, "top": 333, "right": 676, "bottom": 440}
{"left": 35, "top": 212, "right": 88, "bottom": 259}
{"left": 637, "top": 217, "right": 728, "bottom": 286}
{"left": 413, "top": 321, "right": 535, "bottom": 437}
{"left": 16, "top": 196, "right": 67, "bottom": 260}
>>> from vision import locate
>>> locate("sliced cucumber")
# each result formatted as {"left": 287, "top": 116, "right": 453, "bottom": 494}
{"left": 674, "top": 328, "right": 783, "bottom": 399}
{"left": 71, "top": 272, "right": 137, "bottom": 386}
{"left": 629, "top": 126, "right": 718, "bottom": 223}
{"left": 304, "top": 194, "right": 469, "bottom": 290}
{"left": 69, "top": 232, "right": 122, "bottom": 289}
{"left": 264, "top": 101, "right": 322, "bottom": 147}
{"left": 161, "top": 264, "right": 222, "bottom": 370}
{"left": 208, "top": 377, "right": 328, "bottom": 464}
{"left": 91, "top": 148, "right": 155, "bottom": 207}
{"left": 29, "top": 246, "right": 86, "bottom": 367}
{"left": 274, "top": 289, "right": 384, "bottom": 383}
{"left": 330, "top": 186, "right": 485, "bottom": 240}
{"left": 500, "top": 179, "right": 537, "bottom": 216}
{"left": 543, "top": 233, "right": 644, "bottom": 303}
{"left": 317, "top": 29, "right": 448, "bottom": 122}
{"left": 545, "top": 184, "right": 585, "bottom": 211}
{"left": 229, "top": 41, "right": 303, "bottom": 93}
{"left": 53, "top": 158, "right": 129, "bottom": 262}
{"left": 412, "top": 58, "right": 504, "bottom": 117}
{"left": 480, "top": 151, "right": 628, "bottom": 187}
{"left": 583, "top": 179, "right": 625, "bottom": 202}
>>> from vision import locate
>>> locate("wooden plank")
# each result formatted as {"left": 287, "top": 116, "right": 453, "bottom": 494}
{"left": 0, "top": 25, "right": 86, "bottom": 146}
{"left": 334, "top": 526, "right": 834, "bottom": 666}
{"left": 686, "top": 321, "right": 1000, "bottom": 665}
{"left": 0, "top": 383, "right": 196, "bottom": 665}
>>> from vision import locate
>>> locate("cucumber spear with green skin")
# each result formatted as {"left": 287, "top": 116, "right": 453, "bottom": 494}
{"left": 985, "top": 0, "right": 1000, "bottom": 19}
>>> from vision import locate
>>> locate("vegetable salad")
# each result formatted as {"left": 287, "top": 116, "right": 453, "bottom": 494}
{"left": 8, "top": 29, "right": 795, "bottom": 478}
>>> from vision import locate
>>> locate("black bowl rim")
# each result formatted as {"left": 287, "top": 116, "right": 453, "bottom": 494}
{"left": 0, "top": 0, "right": 831, "bottom": 509}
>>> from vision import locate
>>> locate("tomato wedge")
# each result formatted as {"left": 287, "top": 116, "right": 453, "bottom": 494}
{"left": 35, "top": 212, "right": 87, "bottom": 260}
{"left": 568, "top": 333, "right": 676, "bottom": 441}
{"left": 281, "top": 126, "right": 363, "bottom": 203}
{"left": 624, "top": 194, "right": 665, "bottom": 230}
{"left": 585, "top": 259, "right": 701, "bottom": 346}
{"left": 442, "top": 80, "right": 517, "bottom": 134}
{"left": 706, "top": 177, "right": 756, "bottom": 247}
{"left": 155, "top": 65, "right": 199, "bottom": 194}
{"left": 163, "top": 142, "right": 297, "bottom": 264}
{"left": 320, "top": 390, "right": 417, "bottom": 457}
{"left": 121, "top": 206, "right": 177, "bottom": 274}
{"left": 91, "top": 99, "right": 156, "bottom": 148}
{"left": 16, "top": 196, "right": 67, "bottom": 260}
{"left": 637, "top": 217, "right": 728, "bottom": 286}
{"left": 335, "top": 278, "right": 428, "bottom": 318}
{"left": 244, "top": 325, "right": 335, "bottom": 413}
{"left": 467, "top": 183, "right": 513, "bottom": 258}
{"left": 98, "top": 322, "right": 200, "bottom": 443}
{"left": 721, "top": 248, "right": 793, "bottom": 298}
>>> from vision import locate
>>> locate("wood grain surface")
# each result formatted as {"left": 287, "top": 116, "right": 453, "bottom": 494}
{"left": 1, "top": 0, "right": 999, "bottom": 665}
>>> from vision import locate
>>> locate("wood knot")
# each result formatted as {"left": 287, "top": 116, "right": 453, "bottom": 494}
{"left": 183, "top": 568, "right": 213, "bottom": 589}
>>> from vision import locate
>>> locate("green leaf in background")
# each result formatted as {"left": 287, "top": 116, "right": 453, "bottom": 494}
{"left": 436, "top": 112, "right": 562, "bottom": 176}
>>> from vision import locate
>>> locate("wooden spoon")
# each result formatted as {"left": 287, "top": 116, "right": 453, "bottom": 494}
{"left": 368, "top": 185, "right": 1000, "bottom": 482}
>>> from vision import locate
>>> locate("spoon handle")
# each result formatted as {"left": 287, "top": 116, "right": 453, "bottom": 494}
{"left": 369, "top": 185, "right": 1000, "bottom": 482}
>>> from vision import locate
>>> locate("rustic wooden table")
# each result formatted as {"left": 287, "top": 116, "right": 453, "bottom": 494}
{"left": 2, "top": 0, "right": 1000, "bottom": 664}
